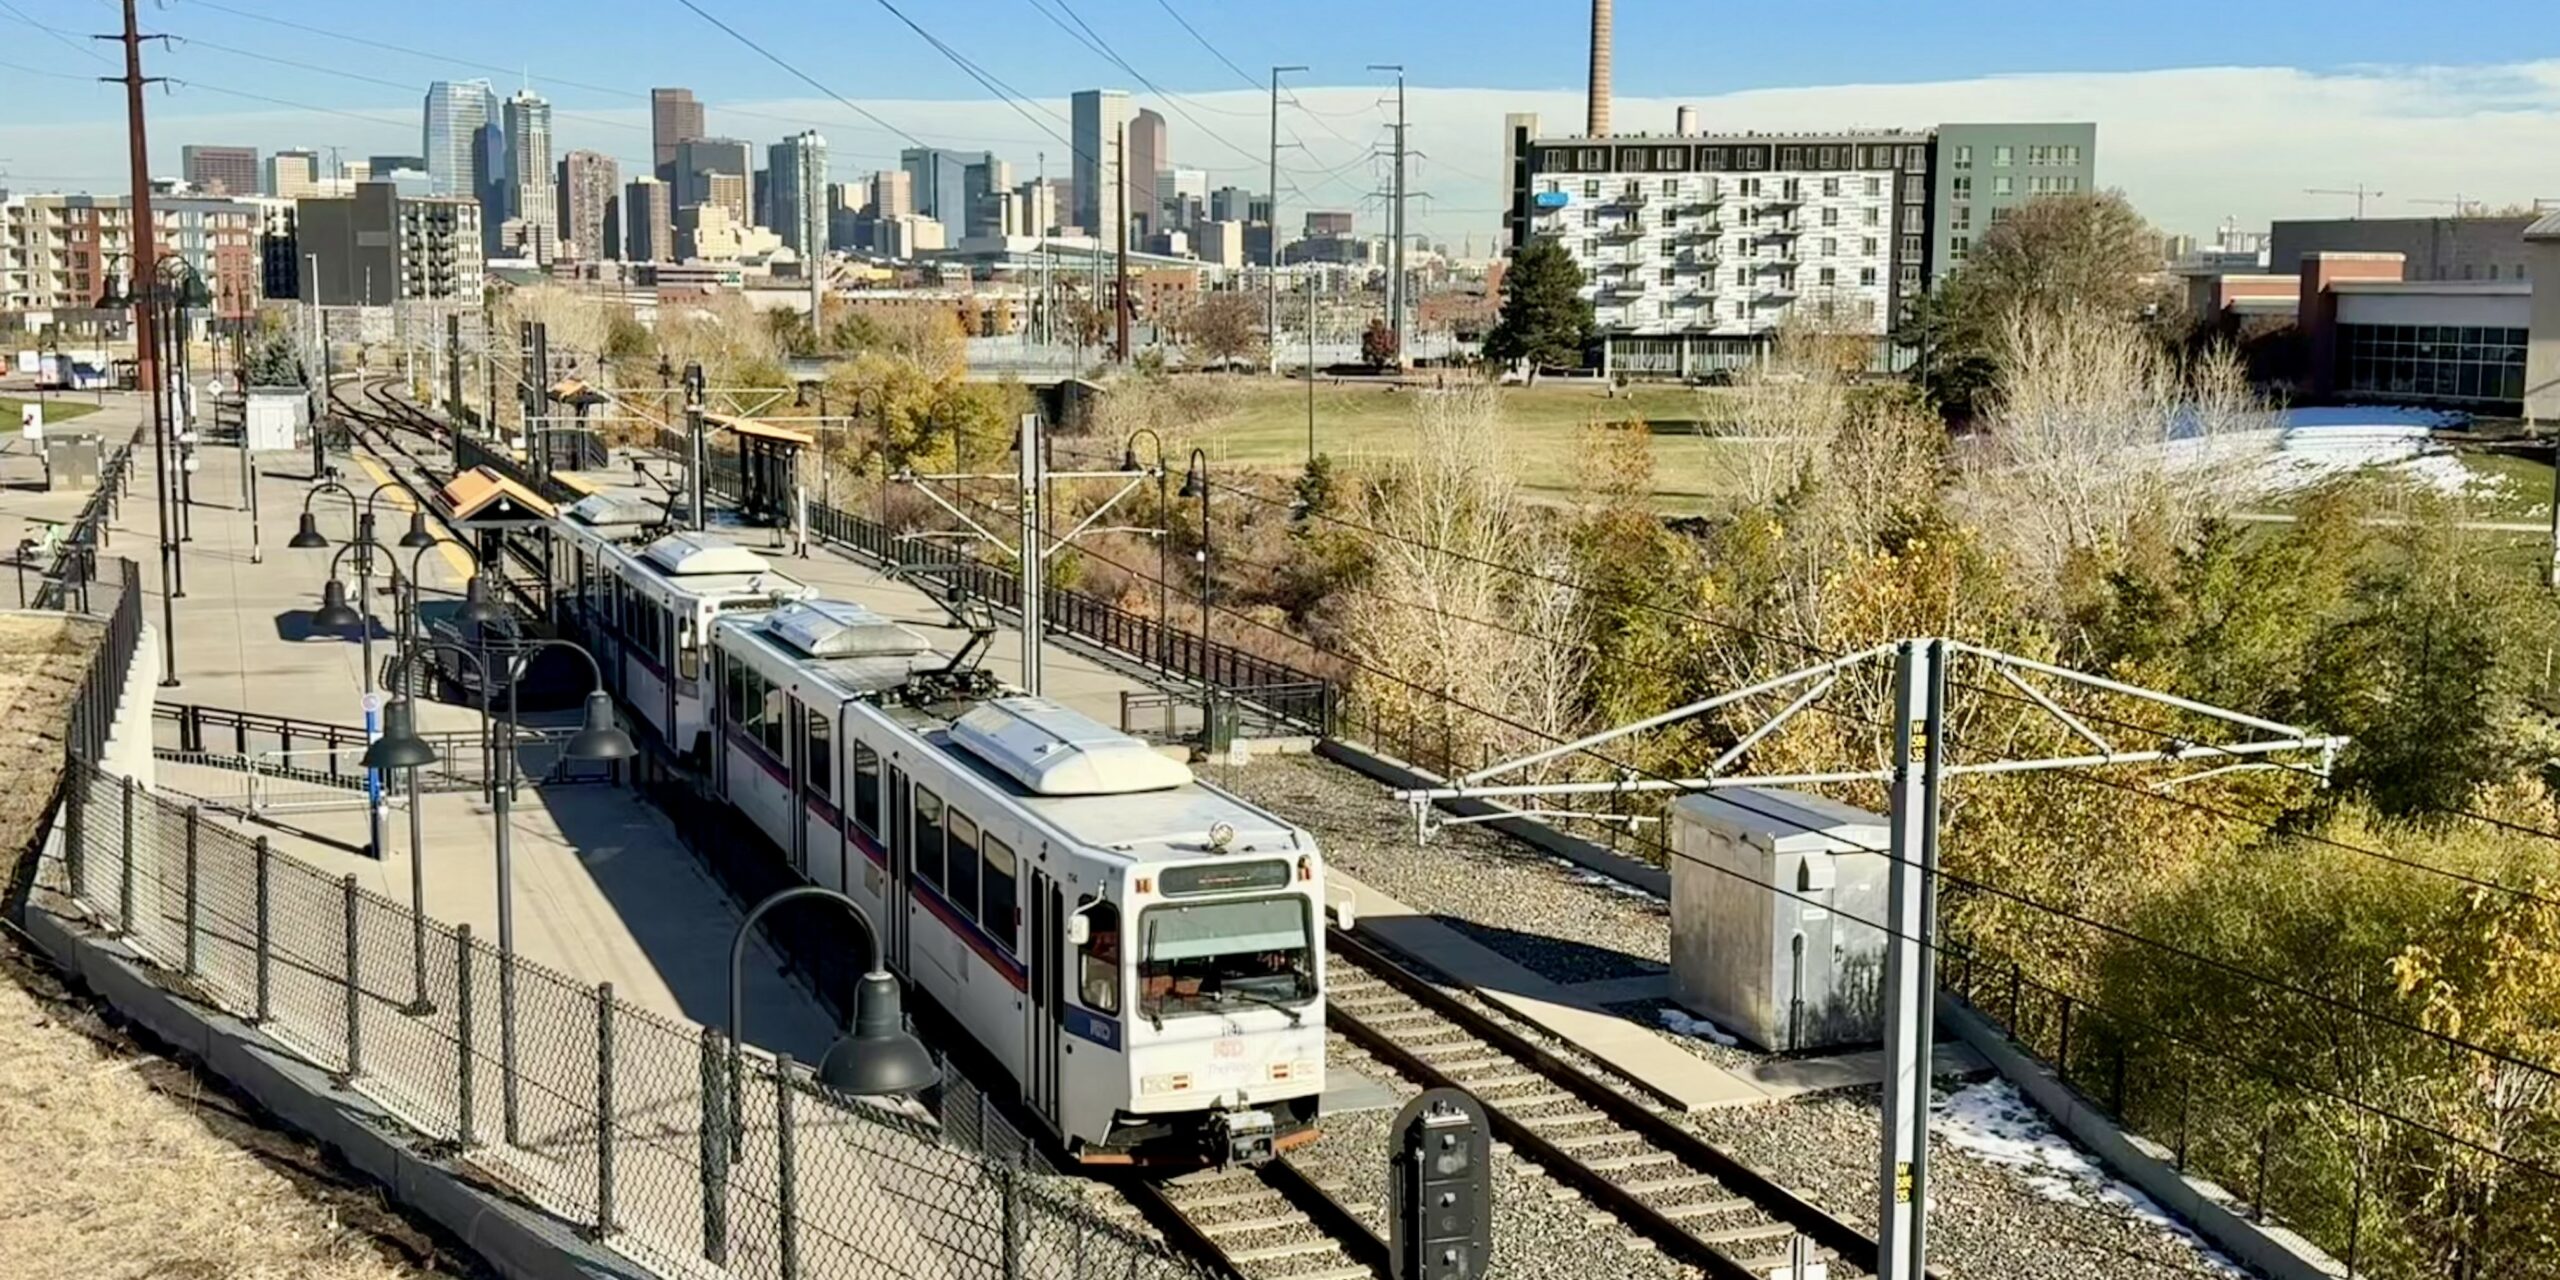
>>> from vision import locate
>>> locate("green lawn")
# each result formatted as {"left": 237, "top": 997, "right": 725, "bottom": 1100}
{"left": 2451, "top": 448, "right": 2552, "bottom": 522}
{"left": 0, "top": 397, "right": 99, "bottom": 426}
{"left": 1188, "top": 378, "right": 1747, "bottom": 514}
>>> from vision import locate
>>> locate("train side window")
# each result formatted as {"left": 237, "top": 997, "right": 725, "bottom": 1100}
{"left": 759, "top": 682, "right": 786, "bottom": 757}
{"left": 913, "top": 787, "right": 946, "bottom": 890}
{"left": 851, "top": 741, "right": 880, "bottom": 835}
{"left": 723, "top": 653, "right": 747, "bottom": 725}
{"left": 803, "top": 709, "right": 831, "bottom": 799}
{"left": 946, "top": 810, "right": 982, "bottom": 920}
{"left": 678, "top": 615, "right": 700, "bottom": 680}
{"left": 737, "top": 667, "right": 764, "bottom": 739}
{"left": 1079, "top": 901, "right": 1121, "bottom": 1013}
{"left": 982, "top": 837, "right": 1017, "bottom": 951}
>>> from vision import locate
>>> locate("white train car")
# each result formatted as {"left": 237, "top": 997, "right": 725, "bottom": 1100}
{"left": 711, "top": 599, "right": 1328, "bottom": 1165}
{"left": 551, "top": 511, "right": 814, "bottom": 759}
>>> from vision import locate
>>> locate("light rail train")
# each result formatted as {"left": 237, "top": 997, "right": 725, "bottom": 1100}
{"left": 540, "top": 518, "right": 1327, "bottom": 1165}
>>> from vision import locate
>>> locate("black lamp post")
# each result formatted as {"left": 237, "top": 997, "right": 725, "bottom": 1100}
{"left": 317, "top": 533, "right": 400, "bottom": 861}
{"left": 367, "top": 635, "right": 630, "bottom": 1143}
{"left": 289, "top": 478, "right": 357, "bottom": 549}
{"left": 98, "top": 257, "right": 183, "bottom": 686}
{"left": 1123, "top": 429, "right": 1170, "bottom": 673}
{"left": 726, "top": 885, "right": 937, "bottom": 1151}
{"left": 1180, "top": 448, "right": 1211, "bottom": 732}
{"left": 159, "top": 254, "right": 211, "bottom": 543}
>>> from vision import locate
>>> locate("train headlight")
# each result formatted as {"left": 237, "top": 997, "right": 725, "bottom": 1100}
{"left": 1141, "top": 1073, "right": 1192, "bottom": 1096}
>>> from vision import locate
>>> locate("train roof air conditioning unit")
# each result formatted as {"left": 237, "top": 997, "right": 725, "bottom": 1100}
{"left": 764, "top": 598, "right": 931, "bottom": 659}
{"left": 642, "top": 530, "right": 770, "bottom": 576}
{"left": 950, "top": 697, "right": 1194, "bottom": 796}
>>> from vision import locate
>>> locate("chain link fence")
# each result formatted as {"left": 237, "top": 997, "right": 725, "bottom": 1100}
{"left": 36, "top": 757, "right": 1210, "bottom": 1280}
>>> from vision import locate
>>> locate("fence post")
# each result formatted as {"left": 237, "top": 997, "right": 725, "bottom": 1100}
{"left": 65, "top": 759, "right": 87, "bottom": 903}
{"left": 338, "top": 874, "right": 362, "bottom": 1085}
{"left": 457, "top": 923, "right": 477, "bottom": 1148}
{"left": 698, "top": 1025, "right": 730, "bottom": 1266}
{"left": 2253, "top": 1117, "right": 2270, "bottom": 1221}
{"left": 775, "top": 1055, "right": 800, "bottom": 1280}
{"left": 116, "top": 774, "right": 136, "bottom": 937}
{"left": 182, "top": 805, "right": 201, "bottom": 977}
{"left": 253, "top": 836, "right": 273, "bottom": 1022}
{"left": 2008, "top": 963, "right": 2023, "bottom": 1032}
{"left": 2055, "top": 994, "right": 2074, "bottom": 1082}
{"left": 594, "top": 981, "right": 616, "bottom": 1238}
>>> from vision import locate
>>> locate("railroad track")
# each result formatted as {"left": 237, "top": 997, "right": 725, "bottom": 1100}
{"left": 1322, "top": 928, "right": 1878, "bottom": 1280}
{"left": 1114, "top": 1153, "right": 1388, "bottom": 1280}
{"left": 330, "top": 376, "right": 1878, "bottom": 1280}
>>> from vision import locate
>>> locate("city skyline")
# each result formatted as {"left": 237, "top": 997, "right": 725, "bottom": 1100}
{"left": 6, "top": 69, "right": 2556, "bottom": 249}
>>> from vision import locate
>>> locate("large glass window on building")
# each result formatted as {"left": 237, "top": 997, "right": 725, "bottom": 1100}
{"left": 2340, "top": 325, "right": 2529, "bottom": 403}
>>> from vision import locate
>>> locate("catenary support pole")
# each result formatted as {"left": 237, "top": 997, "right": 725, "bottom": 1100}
{"left": 1017, "top": 412, "right": 1044, "bottom": 696}
{"left": 1876, "top": 638, "right": 1945, "bottom": 1280}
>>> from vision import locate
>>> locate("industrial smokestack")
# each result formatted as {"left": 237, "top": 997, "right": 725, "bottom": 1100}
{"left": 1675, "top": 105, "right": 1698, "bottom": 136}
{"left": 1587, "top": 0, "right": 1613, "bottom": 136}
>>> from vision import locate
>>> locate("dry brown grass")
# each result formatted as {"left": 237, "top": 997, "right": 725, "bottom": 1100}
{"left": 0, "top": 971, "right": 434, "bottom": 1280}
{"left": 0, "top": 613, "right": 98, "bottom": 869}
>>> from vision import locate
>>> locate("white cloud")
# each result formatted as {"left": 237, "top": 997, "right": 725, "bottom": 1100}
{"left": 7, "top": 59, "right": 2554, "bottom": 244}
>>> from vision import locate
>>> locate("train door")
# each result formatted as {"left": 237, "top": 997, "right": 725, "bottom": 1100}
{"left": 885, "top": 764, "right": 911, "bottom": 973}
{"left": 1025, "top": 869, "right": 1066, "bottom": 1134}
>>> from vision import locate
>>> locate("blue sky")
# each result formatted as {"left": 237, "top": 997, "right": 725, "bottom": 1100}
{"left": 3, "top": 0, "right": 2556, "bottom": 240}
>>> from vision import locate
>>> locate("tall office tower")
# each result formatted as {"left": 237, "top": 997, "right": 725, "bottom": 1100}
{"left": 704, "top": 174, "right": 748, "bottom": 234}
{"left": 1127, "top": 107, "right": 1168, "bottom": 237}
{"left": 1208, "top": 184, "right": 1255, "bottom": 223}
{"left": 652, "top": 87, "right": 705, "bottom": 182}
{"left": 1156, "top": 167, "right": 1207, "bottom": 232}
{"left": 963, "top": 155, "right": 1014, "bottom": 239}
{"left": 422, "top": 80, "right": 498, "bottom": 199}
{"left": 622, "top": 176, "right": 673, "bottom": 262}
{"left": 767, "top": 131, "right": 828, "bottom": 253}
{"left": 265, "top": 149, "right": 321, "bottom": 199}
{"left": 182, "top": 145, "right": 259, "bottom": 196}
{"left": 557, "top": 150, "right": 619, "bottom": 260}
{"left": 871, "top": 169, "right": 914, "bottom": 218}
{"left": 900, "top": 147, "right": 988, "bottom": 243}
{"left": 502, "top": 91, "right": 556, "bottom": 263}
{"left": 672, "top": 137, "right": 752, "bottom": 225}
{"left": 1070, "top": 89, "right": 1131, "bottom": 242}
{"left": 368, "top": 154, "right": 427, "bottom": 177}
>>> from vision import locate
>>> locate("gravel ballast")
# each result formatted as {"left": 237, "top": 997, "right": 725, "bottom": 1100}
{"left": 1220, "top": 751, "right": 2259, "bottom": 1280}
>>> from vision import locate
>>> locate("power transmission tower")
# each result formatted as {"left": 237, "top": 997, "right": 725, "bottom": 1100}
{"left": 1369, "top": 65, "right": 1407, "bottom": 365}
{"left": 1267, "top": 65, "right": 1307, "bottom": 374}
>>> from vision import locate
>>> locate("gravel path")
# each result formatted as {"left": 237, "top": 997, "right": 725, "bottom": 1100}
{"left": 1207, "top": 753, "right": 1673, "bottom": 985}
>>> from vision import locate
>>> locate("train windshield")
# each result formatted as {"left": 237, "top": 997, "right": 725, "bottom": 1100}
{"left": 1136, "top": 896, "right": 1316, "bottom": 1022}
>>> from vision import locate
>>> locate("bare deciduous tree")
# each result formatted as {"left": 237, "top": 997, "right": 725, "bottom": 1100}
{"left": 1701, "top": 320, "right": 1865, "bottom": 506}
{"left": 1955, "top": 306, "right": 2270, "bottom": 588}
{"left": 1340, "top": 385, "right": 1586, "bottom": 772}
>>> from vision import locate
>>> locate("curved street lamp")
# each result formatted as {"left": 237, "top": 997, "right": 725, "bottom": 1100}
{"left": 365, "top": 634, "right": 632, "bottom": 1143}
{"left": 726, "top": 885, "right": 937, "bottom": 1153}
{"left": 289, "top": 477, "right": 357, "bottom": 549}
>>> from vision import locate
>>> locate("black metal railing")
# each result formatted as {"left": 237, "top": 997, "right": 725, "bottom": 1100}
{"left": 30, "top": 427, "right": 138, "bottom": 612}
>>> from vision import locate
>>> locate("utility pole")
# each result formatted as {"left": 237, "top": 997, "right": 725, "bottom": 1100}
{"left": 101, "top": 0, "right": 172, "bottom": 676}
{"left": 1115, "top": 123, "right": 1132, "bottom": 364}
{"left": 1370, "top": 65, "right": 1407, "bottom": 365}
{"left": 1268, "top": 65, "right": 1308, "bottom": 375}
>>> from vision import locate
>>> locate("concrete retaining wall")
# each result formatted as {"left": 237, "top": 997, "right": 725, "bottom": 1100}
{"left": 14, "top": 893, "right": 649, "bottom": 1280}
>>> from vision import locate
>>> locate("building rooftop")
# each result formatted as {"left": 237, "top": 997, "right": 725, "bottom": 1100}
{"left": 2329, "top": 279, "right": 2530, "bottom": 296}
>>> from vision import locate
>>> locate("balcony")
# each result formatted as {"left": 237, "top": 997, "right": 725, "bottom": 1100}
{"left": 1750, "top": 255, "right": 1801, "bottom": 272}
{"left": 1598, "top": 190, "right": 1648, "bottom": 211}
{"left": 1756, "top": 224, "right": 1804, "bottom": 240}
{"left": 1598, "top": 221, "right": 1649, "bottom": 242}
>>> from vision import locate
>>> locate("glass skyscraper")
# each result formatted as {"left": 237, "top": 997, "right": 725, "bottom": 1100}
{"left": 421, "top": 80, "right": 497, "bottom": 200}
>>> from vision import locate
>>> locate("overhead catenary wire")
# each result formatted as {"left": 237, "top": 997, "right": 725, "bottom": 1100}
{"left": 1010, "top": 451, "right": 2560, "bottom": 1083}
{"left": 1116, "top": 441, "right": 2560, "bottom": 910}
{"left": 896, "top": 481, "right": 2560, "bottom": 1178}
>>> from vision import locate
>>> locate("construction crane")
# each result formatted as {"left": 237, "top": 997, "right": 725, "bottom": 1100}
{"left": 2410, "top": 195, "right": 2486, "bottom": 217}
{"left": 2304, "top": 185, "right": 2383, "bottom": 218}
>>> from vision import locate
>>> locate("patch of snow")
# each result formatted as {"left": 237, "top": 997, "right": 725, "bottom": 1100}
{"left": 1544, "top": 855, "right": 1662, "bottom": 902}
{"left": 2164, "top": 408, "right": 2503, "bottom": 501}
{"left": 1933, "top": 1080, "right": 2250, "bottom": 1277}
{"left": 1655, "top": 1006, "right": 1740, "bottom": 1046}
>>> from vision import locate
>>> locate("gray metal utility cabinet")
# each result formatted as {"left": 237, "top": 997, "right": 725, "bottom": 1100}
{"left": 1669, "top": 787, "right": 1890, "bottom": 1053}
